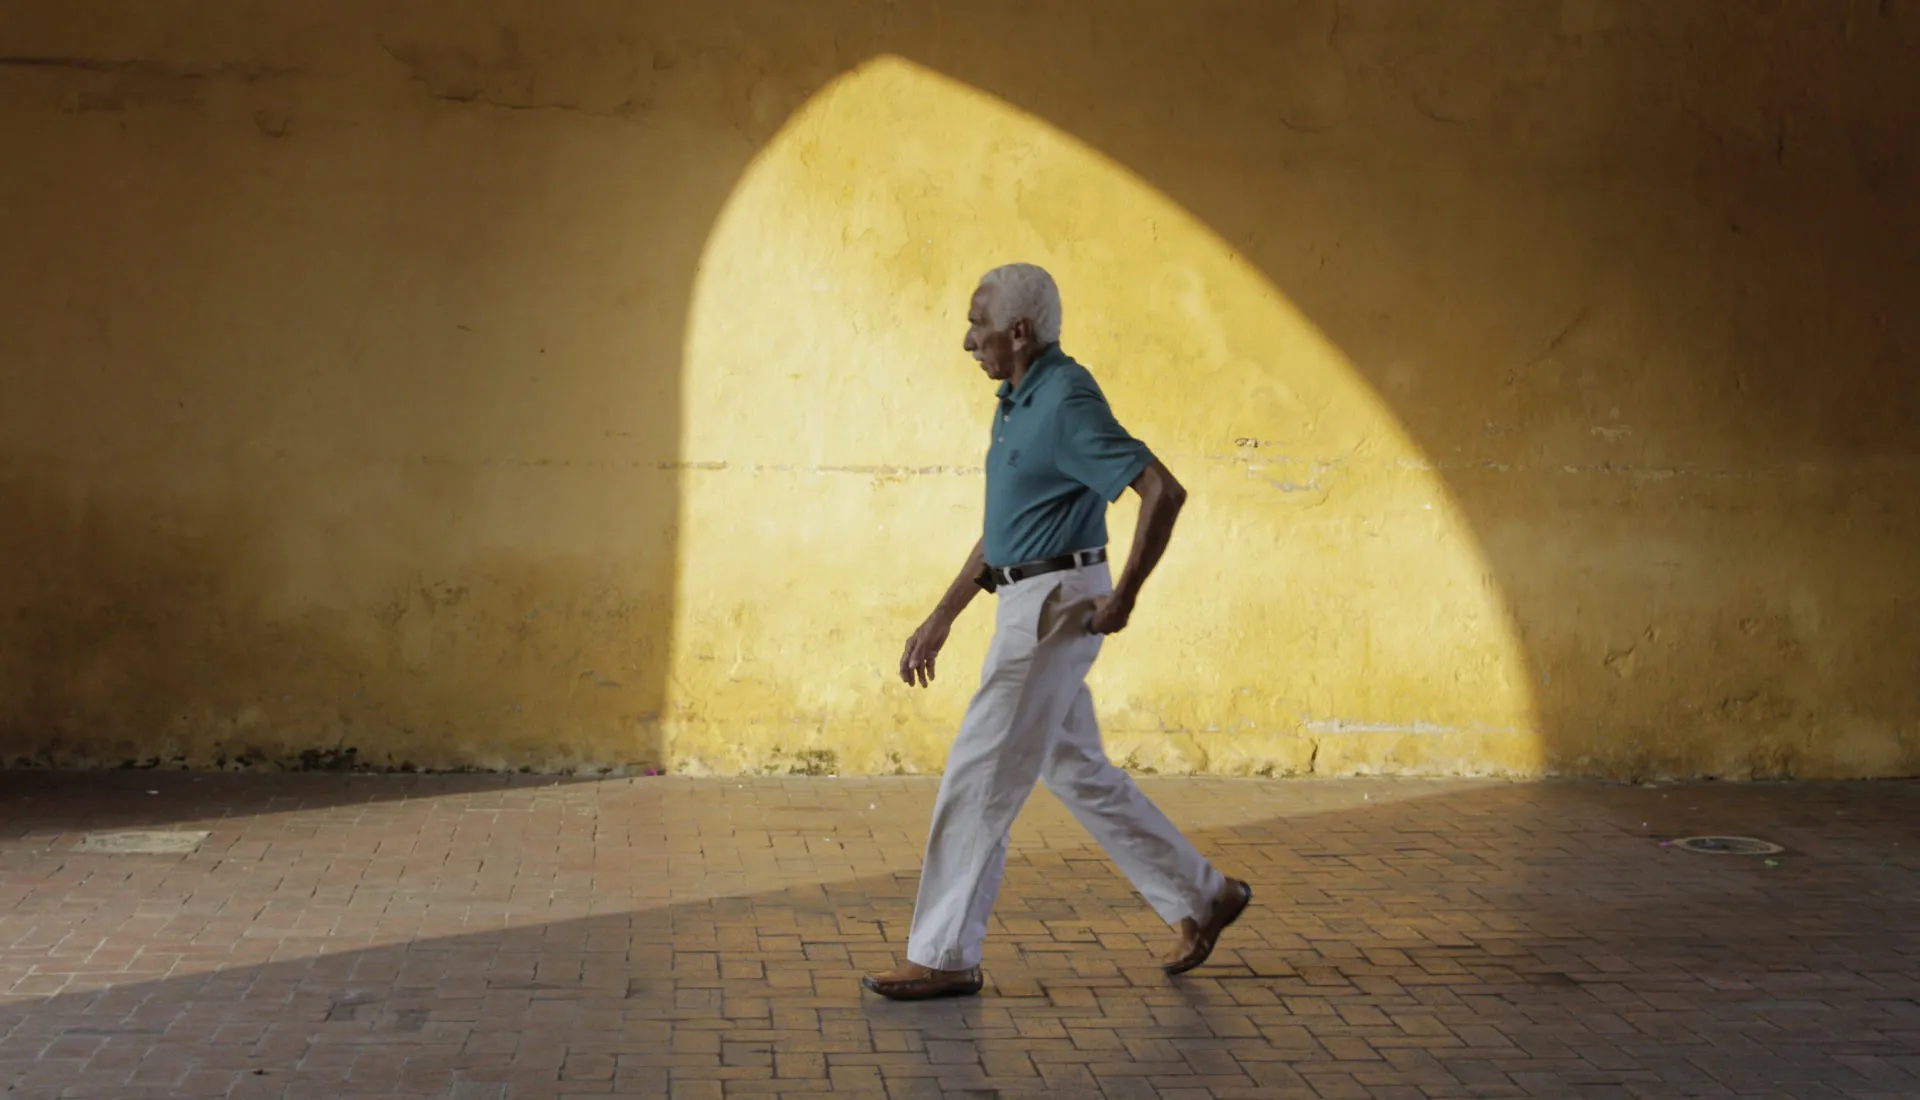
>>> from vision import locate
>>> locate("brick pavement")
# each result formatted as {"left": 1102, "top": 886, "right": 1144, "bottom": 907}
{"left": 1, "top": 771, "right": 1917, "bottom": 1099}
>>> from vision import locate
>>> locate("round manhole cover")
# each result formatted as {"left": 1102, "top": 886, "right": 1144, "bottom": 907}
{"left": 1673, "top": 835, "right": 1783, "bottom": 856}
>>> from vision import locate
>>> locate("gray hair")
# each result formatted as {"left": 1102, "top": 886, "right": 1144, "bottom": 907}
{"left": 978, "top": 263, "right": 1063, "bottom": 346}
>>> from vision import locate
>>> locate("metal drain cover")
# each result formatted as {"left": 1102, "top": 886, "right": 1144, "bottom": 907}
{"left": 1673, "top": 835, "right": 1783, "bottom": 856}
{"left": 74, "top": 830, "right": 210, "bottom": 854}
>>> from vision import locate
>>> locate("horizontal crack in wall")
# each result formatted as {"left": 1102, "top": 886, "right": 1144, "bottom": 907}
{"left": 0, "top": 56, "right": 296, "bottom": 81}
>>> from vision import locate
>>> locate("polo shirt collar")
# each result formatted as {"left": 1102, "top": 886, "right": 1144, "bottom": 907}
{"left": 995, "top": 344, "right": 1065, "bottom": 405}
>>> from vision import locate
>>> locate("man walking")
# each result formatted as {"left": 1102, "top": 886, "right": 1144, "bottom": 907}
{"left": 862, "top": 263, "right": 1252, "bottom": 1001}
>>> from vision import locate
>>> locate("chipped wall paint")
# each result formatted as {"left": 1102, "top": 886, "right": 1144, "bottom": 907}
{"left": 1, "top": 2, "right": 1916, "bottom": 781}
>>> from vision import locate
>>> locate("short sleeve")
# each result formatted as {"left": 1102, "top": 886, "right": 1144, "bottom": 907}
{"left": 1054, "top": 388, "right": 1153, "bottom": 502}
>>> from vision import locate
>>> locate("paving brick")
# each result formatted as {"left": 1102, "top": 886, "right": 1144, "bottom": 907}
{"left": 0, "top": 773, "right": 1916, "bottom": 1098}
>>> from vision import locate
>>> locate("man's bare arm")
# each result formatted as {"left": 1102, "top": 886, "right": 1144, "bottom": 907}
{"left": 1091, "top": 459, "right": 1186, "bottom": 634}
{"left": 1113, "top": 460, "right": 1187, "bottom": 604}
{"left": 932, "top": 537, "right": 987, "bottom": 623}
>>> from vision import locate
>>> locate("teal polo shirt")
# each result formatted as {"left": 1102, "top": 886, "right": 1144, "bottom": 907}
{"left": 982, "top": 345, "right": 1154, "bottom": 568}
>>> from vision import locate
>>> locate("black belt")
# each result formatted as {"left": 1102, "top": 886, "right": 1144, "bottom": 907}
{"left": 978, "top": 547, "right": 1106, "bottom": 592}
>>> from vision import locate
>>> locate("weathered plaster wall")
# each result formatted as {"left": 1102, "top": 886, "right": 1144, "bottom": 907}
{"left": 2, "top": 2, "right": 1916, "bottom": 780}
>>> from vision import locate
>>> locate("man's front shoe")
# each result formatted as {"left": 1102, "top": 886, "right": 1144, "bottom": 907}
{"left": 860, "top": 963, "right": 984, "bottom": 1001}
{"left": 1162, "top": 878, "right": 1253, "bottom": 975}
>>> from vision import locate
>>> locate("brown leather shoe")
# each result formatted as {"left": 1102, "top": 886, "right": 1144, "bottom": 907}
{"left": 860, "top": 962, "right": 984, "bottom": 1001}
{"left": 1161, "top": 878, "right": 1253, "bottom": 975}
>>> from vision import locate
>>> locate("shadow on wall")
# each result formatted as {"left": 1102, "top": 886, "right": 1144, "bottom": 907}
{"left": 0, "top": 6, "right": 721, "bottom": 782}
{"left": 1, "top": 1, "right": 1916, "bottom": 784}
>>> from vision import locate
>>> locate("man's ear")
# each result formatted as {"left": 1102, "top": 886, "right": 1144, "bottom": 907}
{"left": 1009, "top": 317, "right": 1032, "bottom": 349}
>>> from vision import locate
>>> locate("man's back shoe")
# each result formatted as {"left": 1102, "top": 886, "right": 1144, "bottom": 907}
{"left": 859, "top": 963, "right": 985, "bottom": 1001}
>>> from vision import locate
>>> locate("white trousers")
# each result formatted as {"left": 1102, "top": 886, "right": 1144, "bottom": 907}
{"left": 905, "top": 559, "right": 1226, "bottom": 971}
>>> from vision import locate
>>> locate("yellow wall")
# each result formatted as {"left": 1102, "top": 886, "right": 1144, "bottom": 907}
{"left": 3, "top": 2, "right": 1916, "bottom": 780}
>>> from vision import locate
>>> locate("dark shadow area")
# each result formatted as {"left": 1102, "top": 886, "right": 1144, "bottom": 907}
{"left": 1, "top": 777, "right": 1917, "bottom": 1098}
{"left": 0, "top": 6, "right": 738, "bottom": 791}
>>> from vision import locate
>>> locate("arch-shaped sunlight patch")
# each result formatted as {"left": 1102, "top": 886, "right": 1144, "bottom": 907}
{"left": 670, "top": 56, "right": 1540, "bottom": 779}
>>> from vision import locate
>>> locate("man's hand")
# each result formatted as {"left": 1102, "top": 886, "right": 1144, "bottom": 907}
{"left": 1087, "top": 591, "right": 1135, "bottom": 635}
{"left": 896, "top": 538, "right": 985, "bottom": 689}
{"left": 900, "top": 613, "right": 953, "bottom": 687}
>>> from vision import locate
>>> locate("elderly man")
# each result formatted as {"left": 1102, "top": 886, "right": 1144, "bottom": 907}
{"left": 862, "top": 263, "right": 1252, "bottom": 1001}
